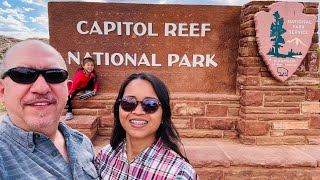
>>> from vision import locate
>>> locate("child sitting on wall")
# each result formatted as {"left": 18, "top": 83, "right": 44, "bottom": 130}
{"left": 65, "top": 57, "right": 99, "bottom": 120}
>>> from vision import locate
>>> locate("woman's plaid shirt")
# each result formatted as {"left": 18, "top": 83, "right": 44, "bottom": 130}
{"left": 96, "top": 138, "right": 199, "bottom": 180}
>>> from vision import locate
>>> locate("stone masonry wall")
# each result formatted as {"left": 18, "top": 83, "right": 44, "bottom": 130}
{"left": 95, "top": 93, "right": 241, "bottom": 139}
{"left": 237, "top": 1, "right": 320, "bottom": 145}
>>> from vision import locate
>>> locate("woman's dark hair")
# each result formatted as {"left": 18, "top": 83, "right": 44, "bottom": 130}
{"left": 110, "top": 72, "right": 189, "bottom": 162}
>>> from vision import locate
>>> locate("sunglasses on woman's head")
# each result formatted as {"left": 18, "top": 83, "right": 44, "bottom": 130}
{"left": 1, "top": 67, "right": 68, "bottom": 84}
{"left": 119, "top": 96, "right": 161, "bottom": 114}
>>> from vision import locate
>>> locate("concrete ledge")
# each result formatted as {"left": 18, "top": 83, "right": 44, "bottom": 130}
{"left": 93, "top": 137, "right": 320, "bottom": 179}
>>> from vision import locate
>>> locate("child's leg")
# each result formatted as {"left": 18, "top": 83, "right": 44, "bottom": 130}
{"left": 84, "top": 78, "right": 95, "bottom": 91}
{"left": 66, "top": 89, "right": 82, "bottom": 113}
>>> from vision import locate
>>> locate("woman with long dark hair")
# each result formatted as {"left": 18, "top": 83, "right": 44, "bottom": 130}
{"left": 96, "top": 73, "right": 199, "bottom": 179}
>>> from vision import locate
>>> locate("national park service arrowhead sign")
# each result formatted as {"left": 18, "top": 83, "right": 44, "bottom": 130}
{"left": 255, "top": 2, "right": 316, "bottom": 82}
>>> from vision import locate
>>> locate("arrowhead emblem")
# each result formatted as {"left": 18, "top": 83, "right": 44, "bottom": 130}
{"left": 254, "top": 2, "right": 316, "bottom": 82}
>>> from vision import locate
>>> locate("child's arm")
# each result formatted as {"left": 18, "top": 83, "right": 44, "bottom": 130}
{"left": 69, "top": 71, "right": 82, "bottom": 96}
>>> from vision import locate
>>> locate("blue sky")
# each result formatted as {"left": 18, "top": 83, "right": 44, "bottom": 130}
{"left": 0, "top": 0, "right": 319, "bottom": 40}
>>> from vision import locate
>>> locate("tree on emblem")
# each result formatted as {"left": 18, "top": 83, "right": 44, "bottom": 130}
{"left": 268, "top": 11, "right": 286, "bottom": 58}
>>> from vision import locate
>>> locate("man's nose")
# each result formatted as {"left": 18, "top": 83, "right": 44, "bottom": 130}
{"left": 29, "top": 75, "right": 50, "bottom": 94}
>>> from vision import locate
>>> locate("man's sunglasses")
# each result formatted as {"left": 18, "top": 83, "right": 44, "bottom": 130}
{"left": 119, "top": 96, "right": 161, "bottom": 114}
{"left": 1, "top": 67, "right": 68, "bottom": 84}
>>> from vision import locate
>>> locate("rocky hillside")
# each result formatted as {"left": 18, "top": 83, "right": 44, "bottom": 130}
{"left": 0, "top": 35, "right": 49, "bottom": 60}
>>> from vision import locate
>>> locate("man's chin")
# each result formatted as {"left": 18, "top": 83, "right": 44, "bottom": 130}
{"left": 25, "top": 116, "right": 58, "bottom": 130}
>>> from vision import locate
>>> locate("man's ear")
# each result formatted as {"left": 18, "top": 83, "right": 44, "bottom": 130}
{"left": 0, "top": 79, "right": 5, "bottom": 102}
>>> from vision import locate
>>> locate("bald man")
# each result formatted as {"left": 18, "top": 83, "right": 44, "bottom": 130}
{"left": 0, "top": 40, "right": 98, "bottom": 179}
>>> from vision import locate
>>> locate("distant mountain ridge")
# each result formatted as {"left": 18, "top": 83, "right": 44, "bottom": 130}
{"left": 0, "top": 35, "right": 49, "bottom": 60}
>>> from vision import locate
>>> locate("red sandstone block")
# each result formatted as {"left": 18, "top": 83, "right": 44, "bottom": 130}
{"left": 72, "top": 100, "right": 107, "bottom": 109}
{"left": 243, "top": 107, "right": 278, "bottom": 114}
{"left": 306, "top": 87, "right": 320, "bottom": 101}
{"left": 272, "top": 91, "right": 305, "bottom": 96}
{"left": 237, "top": 76, "right": 260, "bottom": 86}
{"left": 195, "top": 169, "right": 223, "bottom": 180}
{"left": 239, "top": 45, "right": 258, "bottom": 57}
{"left": 305, "top": 52, "right": 319, "bottom": 72}
{"left": 172, "top": 117, "right": 191, "bottom": 129}
{"left": 239, "top": 111, "right": 258, "bottom": 120}
{"left": 310, "top": 43, "right": 319, "bottom": 50}
{"left": 239, "top": 67, "right": 261, "bottom": 76}
{"left": 243, "top": 1, "right": 274, "bottom": 7}
{"left": 97, "top": 106, "right": 113, "bottom": 116}
{"left": 303, "top": 2, "right": 319, "bottom": 7}
{"left": 283, "top": 136, "right": 306, "bottom": 145}
{"left": 261, "top": 71, "right": 271, "bottom": 77}
{"left": 171, "top": 93, "right": 240, "bottom": 101}
{"left": 206, "top": 105, "right": 228, "bottom": 117}
{"left": 223, "top": 130, "right": 239, "bottom": 138}
{"left": 264, "top": 102, "right": 300, "bottom": 107}
{"left": 240, "top": 91, "right": 263, "bottom": 106}
{"left": 228, "top": 108, "right": 240, "bottom": 117}
{"left": 265, "top": 96, "right": 282, "bottom": 102}
{"left": 270, "top": 131, "right": 285, "bottom": 137}
{"left": 307, "top": 136, "right": 320, "bottom": 145}
{"left": 244, "top": 86, "right": 290, "bottom": 91}
{"left": 258, "top": 114, "right": 309, "bottom": 121}
{"left": 256, "top": 137, "right": 284, "bottom": 145}
{"left": 261, "top": 77, "right": 285, "bottom": 86}
{"left": 239, "top": 37, "right": 257, "bottom": 47}
{"left": 238, "top": 120, "right": 270, "bottom": 136}
{"left": 304, "top": 7, "right": 319, "bottom": 14}
{"left": 256, "top": 136, "right": 306, "bottom": 145}
{"left": 285, "top": 129, "right": 320, "bottom": 136}
{"left": 172, "top": 102, "right": 205, "bottom": 116}
{"left": 240, "top": 28, "right": 256, "bottom": 38}
{"left": 272, "top": 120, "right": 309, "bottom": 129}
{"left": 99, "top": 116, "right": 114, "bottom": 128}
{"left": 301, "top": 102, "right": 320, "bottom": 113}
{"left": 283, "top": 96, "right": 305, "bottom": 102}
{"left": 195, "top": 118, "right": 238, "bottom": 130}
{"left": 239, "top": 135, "right": 256, "bottom": 145}
{"left": 72, "top": 109, "right": 98, "bottom": 116}
{"left": 310, "top": 116, "right": 320, "bottom": 129}
{"left": 240, "top": 20, "right": 255, "bottom": 30}
{"left": 312, "top": 34, "right": 319, "bottom": 43}
{"left": 278, "top": 107, "right": 300, "bottom": 114}
{"left": 242, "top": 5, "right": 260, "bottom": 16}
{"left": 179, "top": 129, "right": 223, "bottom": 138}
{"left": 63, "top": 116, "right": 99, "bottom": 129}
{"left": 291, "top": 87, "right": 305, "bottom": 91}
{"left": 240, "top": 14, "right": 254, "bottom": 24}
{"left": 98, "top": 128, "right": 112, "bottom": 137}
{"left": 237, "top": 57, "right": 263, "bottom": 67}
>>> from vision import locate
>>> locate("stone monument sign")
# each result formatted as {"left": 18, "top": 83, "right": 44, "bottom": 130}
{"left": 48, "top": 2, "right": 241, "bottom": 94}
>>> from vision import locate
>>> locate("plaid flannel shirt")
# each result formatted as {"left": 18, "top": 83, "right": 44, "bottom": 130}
{"left": 96, "top": 138, "right": 199, "bottom": 180}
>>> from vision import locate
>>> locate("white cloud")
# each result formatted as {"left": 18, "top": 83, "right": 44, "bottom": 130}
{"left": 22, "top": 0, "right": 47, "bottom": 7}
{"left": 0, "top": 8, "right": 25, "bottom": 21}
{"left": 0, "top": 15, "right": 30, "bottom": 32}
{"left": 30, "top": 14, "right": 48, "bottom": 29}
{"left": 2, "top": 1, "right": 11, "bottom": 8}
{"left": 23, "top": 7, "right": 35, "bottom": 12}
